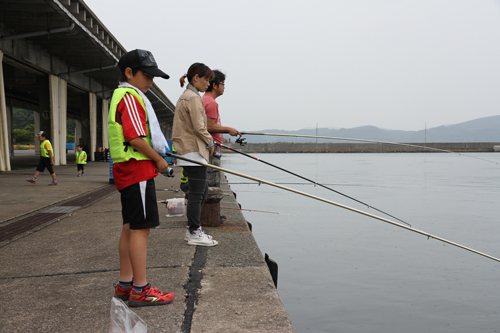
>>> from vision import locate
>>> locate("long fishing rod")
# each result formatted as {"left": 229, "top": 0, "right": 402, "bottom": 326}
{"left": 227, "top": 182, "right": 398, "bottom": 189}
{"left": 239, "top": 132, "right": 499, "bottom": 164}
{"left": 165, "top": 152, "right": 500, "bottom": 263}
{"left": 216, "top": 142, "right": 412, "bottom": 227}
{"left": 229, "top": 182, "right": 331, "bottom": 185}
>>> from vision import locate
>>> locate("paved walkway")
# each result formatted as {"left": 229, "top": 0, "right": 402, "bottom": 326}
{"left": 0, "top": 158, "right": 295, "bottom": 332}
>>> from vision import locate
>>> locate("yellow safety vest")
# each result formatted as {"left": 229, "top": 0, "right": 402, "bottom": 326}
{"left": 108, "top": 87, "right": 152, "bottom": 163}
{"left": 76, "top": 151, "right": 87, "bottom": 164}
{"left": 40, "top": 139, "right": 53, "bottom": 158}
{"left": 171, "top": 144, "right": 188, "bottom": 184}
{"left": 180, "top": 169, "right": 188, "bottom": 184}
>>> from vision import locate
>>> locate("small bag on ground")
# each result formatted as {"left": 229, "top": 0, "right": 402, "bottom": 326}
{"left": 109, "top": 297, "right": 147, "bottom": 333}
{"left": 166, "top": 198, "right": 185, "bottom": 217}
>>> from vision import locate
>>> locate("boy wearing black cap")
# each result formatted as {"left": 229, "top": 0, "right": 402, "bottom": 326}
{"left": 26, "top": 131, "right": 58, "bottom": 186}
{"left": 109, "top": 49, "right": 175, "bottom": 307}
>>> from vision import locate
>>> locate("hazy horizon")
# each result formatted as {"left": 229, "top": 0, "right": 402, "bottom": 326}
{"left": 249, "top": 114, "right": 500, "bottom": 132}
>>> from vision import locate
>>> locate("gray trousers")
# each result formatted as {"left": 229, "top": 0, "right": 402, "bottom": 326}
{"left": 183, "top": 166, "right": 209, "bottom": 232}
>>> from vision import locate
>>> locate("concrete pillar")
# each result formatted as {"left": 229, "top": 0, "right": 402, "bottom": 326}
{"left": 37, "top": 75, "right": 50, "bottom": 156}
{"left": 0, "top": 50, "right": 11, "bottom": 171}
{"left": 75, "top": 119, "right": 82, "bottom": 146}
{"left": 59, "top": 80, "right": 67, "bottom": 165}
{"left": 49, "top": 75, "right": 67, "bottom": 165}
{"left": 34, "top": 111, "right": 41, "bottom": 154}
{"left": 6, "top": 104, "right": 12, "bottom": 156}
{"left": 89, "top": 92, "right": 97, "bottom": 162}
{"left": 101, "top": 98, "right": 109, "bottom": 149}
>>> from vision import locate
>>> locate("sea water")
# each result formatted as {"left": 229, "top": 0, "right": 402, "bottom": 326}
{"left": 222, "top": 153, "right": 500, "bottom": 333}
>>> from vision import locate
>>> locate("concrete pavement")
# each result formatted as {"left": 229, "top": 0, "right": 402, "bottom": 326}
{"left": 0, "top": 157, "right": 295, "bottom": 332}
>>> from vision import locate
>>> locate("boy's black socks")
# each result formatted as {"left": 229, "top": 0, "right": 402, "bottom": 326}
{"left": 133, "top": 283, "right": 148, "bottom": 293}
{"left": 118, "top": 280, "right": 133, "bottom": 288}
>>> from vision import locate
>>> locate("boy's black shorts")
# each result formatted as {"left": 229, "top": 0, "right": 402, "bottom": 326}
{"left": 77, "top": 164, "right": 85, "bottom": 171}
{"left": 36, "top": 157, "right": 55, "bottom": 174}
{"left": 119, "top": 178, "right": 159, "bottom": 230}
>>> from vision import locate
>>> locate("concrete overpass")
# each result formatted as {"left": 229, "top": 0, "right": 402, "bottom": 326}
{"left": 0, "top": 0, "right": 175, "bottom": 171}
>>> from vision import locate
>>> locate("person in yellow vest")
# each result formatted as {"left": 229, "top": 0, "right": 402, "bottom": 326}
{"left": 109, "top": 49, "right": 174, "bottom": 307}
{"left": 171, "top": 144, "right": 189, "bottom": 193}
{"left": 26, "top": 131, "right": 58, "bottom": 186}
{"left": 179, "top": 168, "right": 189, "bottom": 193}
{"left": 74, "top": 144, "right": 87, "bottom": 177}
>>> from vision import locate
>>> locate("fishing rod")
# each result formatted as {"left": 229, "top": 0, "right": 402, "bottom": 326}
{"left": 165, "top": 152, "right": 500, "bottom": 264}
{"left": 239, "top": 132, "right": 499, "bottom": 164}
{"left": 216, "top": 142, "right": 412, "bottom": 227}
{"left": 228, "top": 182, "right": 330, "bottom": 185}
{"left": 227, "top": 182, "right": 398, "bottom": 189}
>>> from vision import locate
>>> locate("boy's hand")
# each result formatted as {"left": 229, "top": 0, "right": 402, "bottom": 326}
{"left": 129, "top": 137, "right": 169, "bottom": 174}
{"left": 155, "top": 157, "right": 169, "bottom": 174}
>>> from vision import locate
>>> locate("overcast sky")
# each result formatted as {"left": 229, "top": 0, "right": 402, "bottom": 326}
{"left": 84, "top": 0, "right": 500, "bottom": 131}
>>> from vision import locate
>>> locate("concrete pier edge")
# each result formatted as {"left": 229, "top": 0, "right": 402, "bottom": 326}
{"left": 0, "top": 159, "right": 295, "bottom": 333}
{"left": 229, "top": 141, "right": 500, "bottom": 153}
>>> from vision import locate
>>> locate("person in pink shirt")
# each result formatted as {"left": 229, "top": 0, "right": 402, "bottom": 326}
{"left": 202, "top": 70, "right": 241, "bottom": 187}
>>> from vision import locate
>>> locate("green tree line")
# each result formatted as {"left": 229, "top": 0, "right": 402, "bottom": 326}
{"left": 13, "top": 108, "right": 76, "bottom": 145}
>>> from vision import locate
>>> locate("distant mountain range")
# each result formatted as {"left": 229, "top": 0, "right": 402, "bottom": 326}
{"left": 230, "top": 115, "right": 500, "bottom": 144}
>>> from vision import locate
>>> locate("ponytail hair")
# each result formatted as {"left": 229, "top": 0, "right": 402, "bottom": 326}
{"left": 179, "top": 63, "right": 214, "bottom": 87}
{"left": 179, "top": 74, "right": 188, "bottom": 88}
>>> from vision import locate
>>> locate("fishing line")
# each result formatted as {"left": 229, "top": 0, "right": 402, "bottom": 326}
{"left": 221, "top": 206, "right": 296, "bottom": 216}
{"left": 165, "top": 152, "right": 500, "bottom": 264}
{"left": 240, "top": 132, "right": 499, "bottom": 165}
{"left": 170, "top": 174, "right": 279, "bottom": 193}
{"left": 228, "top": 182, "right": 333, "bottom": 185}
{"left": 216, "top": 142, "right": 412, "bottom": 227}
{"left": 226, "top": 182, "right": 402, "bottom": 189}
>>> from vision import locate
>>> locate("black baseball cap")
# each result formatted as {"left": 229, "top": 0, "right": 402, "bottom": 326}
{"left": 118, "top": 49, "right": 169, "bottom": 79}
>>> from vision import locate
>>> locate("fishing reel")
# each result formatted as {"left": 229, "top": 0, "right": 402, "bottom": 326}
{"left": 164, "top": 167, "right": 174, "bottom": 178}
{"left": 236, "top": 136, "right": 247, "bottom": 146}
{"left": 213, "top": 150, "right": 222, "bottom": 159}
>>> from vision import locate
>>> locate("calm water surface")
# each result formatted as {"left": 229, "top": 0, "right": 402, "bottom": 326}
{"left": 222, "top": 153, "right": 500, "bottom": 333}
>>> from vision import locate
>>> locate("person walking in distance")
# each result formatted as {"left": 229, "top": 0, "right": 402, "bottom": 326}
{"left": 75, "top": 144, "right": 87, "bottom": 177}
{"left": 25, "top": 131, "right": 58, "bottom": 186}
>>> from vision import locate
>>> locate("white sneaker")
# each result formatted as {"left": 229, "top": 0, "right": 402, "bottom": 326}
{"left": 184, "top": 227, "right": 212, "bottom": 241}
{"left": 186, "top": 228, "right": 218, "bottom": 247}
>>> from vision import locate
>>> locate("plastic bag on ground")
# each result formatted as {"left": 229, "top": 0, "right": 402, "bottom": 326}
{"left": 109, "top": 297, "right": 147, "bottom": 333}
{"left": 166, "top": 198, "right": 185, "bottom": 217}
